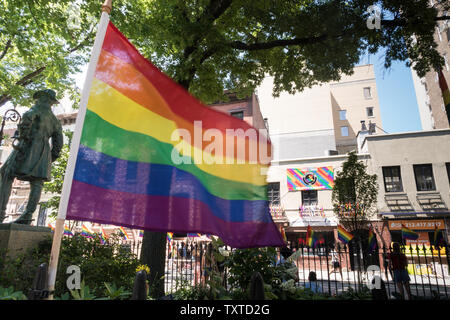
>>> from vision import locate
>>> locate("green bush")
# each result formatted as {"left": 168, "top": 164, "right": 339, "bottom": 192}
{"left": 0, "top": 233, "right": 140, "bottom": 298}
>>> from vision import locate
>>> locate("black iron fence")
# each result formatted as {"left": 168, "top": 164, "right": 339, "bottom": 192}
{"left": 160, "top": 240, "right": 450, "bottom": 299}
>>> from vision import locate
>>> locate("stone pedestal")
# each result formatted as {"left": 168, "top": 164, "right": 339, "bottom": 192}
{"left": 0, "top": 224, "right": 52, "bottom": 261}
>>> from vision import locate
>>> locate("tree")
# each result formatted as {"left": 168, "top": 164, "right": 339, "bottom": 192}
{"left": 332, "top": 151, "right": 378, "bottom": 273}
{"left": 0, "top": 0, "right": 100, "bottom": 108}
{"left": 109, "top": 0, "right": 450, "bottom": 103}
{"left": 332, "top": 151, "right": 378, "bottom": 233}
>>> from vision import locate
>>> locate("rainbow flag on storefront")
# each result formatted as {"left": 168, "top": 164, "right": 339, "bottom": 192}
{"left": 433, "top": 226, "right": 445, "bottom": 248}
{"left": 401, "top": 225, "right": 419, "bottom": 241}
{"left": 99, "top": 226, "right": 108, "bottom": 244}
{"left": 48, "top": 223, "right": 55, "bottom": 232}
{"left": 306, "top": 225, "right": 319, "bottom": 248}
{"left": 118, "top": 226, "right": 129, "bottom": 240}
{"left": 368, "top": 228, "right": 377, "bottom": 252}
{"left": 63, "top": 22, "right": 283, "bottom": 249}
{"left": 337, "top": 225, "right": 354, "bottom": 244}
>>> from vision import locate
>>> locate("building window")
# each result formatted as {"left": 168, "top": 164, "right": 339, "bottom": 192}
{"left": 341, "top": 126, "right": 349, "bottom": 137}
{"left": 268, "top": 182, "right": 280, "bottom": 205}
{"left": 302, "top": 190, "right": 318, "bottom": 206}
{"left": 413, "top": 164, "right": 436, "bottom": 191}
{"left": 366, "top": 107, "right": 374, "bottom": 117}
{"left": 363, "top": 87, "right": 372, "bottom": 99}
{"left": 230, "top": 111, "right": 244, "bottom": 119}
{"left": 339, "top": 110, "right": 347, "bottom": 120}
{"left": 382, "top": 166, "right": 403, "bottom": 192}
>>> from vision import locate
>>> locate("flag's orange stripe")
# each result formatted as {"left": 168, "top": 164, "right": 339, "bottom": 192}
{"left": 95, "top": 50, "right": 271, "bottom": 163}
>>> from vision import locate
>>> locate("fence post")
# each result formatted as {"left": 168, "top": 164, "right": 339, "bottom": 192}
{"left": 131, "top": 270, "right": 148, "bottom": 300}
{"left": 436, "top": 244, "right": 448, "bottom": 298}
{"left": 249, "top": 272, "right": 265, "bottom": 300}
{"left": 28, "top": 263, "right": 49, "bottom": 300}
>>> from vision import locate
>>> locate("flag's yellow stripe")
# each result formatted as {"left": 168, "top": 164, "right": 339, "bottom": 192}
{"left": 86, "top": 78, "right": 268, "bottom": 186}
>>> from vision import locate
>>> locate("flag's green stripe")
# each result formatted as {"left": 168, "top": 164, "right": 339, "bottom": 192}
{"left": 80, "top": 110, "right": 268, "bottom": 201}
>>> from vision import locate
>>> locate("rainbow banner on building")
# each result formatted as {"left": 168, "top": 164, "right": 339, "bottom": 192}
{"left": 287, "top": 167, "right": 334, "bottom": 191}
{"left": 337, "top": 225, "right": 354, "bottom": 244}
{"left": 64, "top": 22, "right": 283, "bottom": 249}
{"left": 401, "top": 225, "right": 419, "bottom": 241}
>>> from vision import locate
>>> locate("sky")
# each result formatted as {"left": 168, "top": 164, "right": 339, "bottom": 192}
{"left": 360, "top": 50, "right": 423, "bottom": 133}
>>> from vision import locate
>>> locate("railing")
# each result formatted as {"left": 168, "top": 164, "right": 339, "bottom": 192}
{"left": 159, "top": 240, "right": 450, "bottom": 299}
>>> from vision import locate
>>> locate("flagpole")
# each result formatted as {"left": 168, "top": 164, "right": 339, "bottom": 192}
{"left": 46, "top": 0, "right": 113, "bottom": 299}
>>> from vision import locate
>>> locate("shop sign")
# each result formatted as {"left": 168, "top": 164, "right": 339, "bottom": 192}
{"left": 388, "top": 220, "right": 445, "bottom": 231}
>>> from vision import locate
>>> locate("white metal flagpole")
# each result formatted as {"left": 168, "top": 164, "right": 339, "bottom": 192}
{"left": 46, "top": 0, "right": 113, "bottom": 299}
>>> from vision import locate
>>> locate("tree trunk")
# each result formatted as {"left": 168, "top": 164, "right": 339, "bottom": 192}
{"left": 140, "top": 231, "right": 167, "bottom": 299}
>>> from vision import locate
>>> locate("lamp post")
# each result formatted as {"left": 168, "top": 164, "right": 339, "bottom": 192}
{"left": 0, "top": 107, "right": 21, "bottom": 147}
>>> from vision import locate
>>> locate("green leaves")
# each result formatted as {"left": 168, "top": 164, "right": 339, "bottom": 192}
{"left": 0, "top": 0, "right": 98, "bottom": 107}
{"left": 0, "top": 286, "right": 27, "bottom": 300}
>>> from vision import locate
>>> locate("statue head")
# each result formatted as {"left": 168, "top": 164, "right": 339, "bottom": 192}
{"left": 32, "top": 89, "right": 59, "bottom": 106}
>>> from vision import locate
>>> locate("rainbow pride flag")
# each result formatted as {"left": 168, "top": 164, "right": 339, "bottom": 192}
{"left": 306, "top": 225, "right": 319, "bottom": 248}
{"left": 47, "top": 223, "right": 55, "bottom": 232}
{"left": 337, "top": 225, "right": 354, "bottom": 244}
{"left": 438, "top": 69, "right": 450, "bottom": 120}
{"left": 118, "top": 227, "right": 129, "bottom": 240}
{"left": 64, "top": 225, "right": 74, "bottom": 236}
{"left": 167, "top": 232, "right": 173, "bottom": 242}
{"left": 368, "top": 228, "right": 377, "bottom": 252}
{"left": 433, "top": 226, "right": 445, "bottom": 248}
{"left": 81, "top": 224, "right": 95, "bottom": 239}
{"left": 401, "top": 225, "right": 419, "bottom": 241}
{"left": 64, "top": 22, "right": 283, "bottom": 249}
{"left": 139, "top": 230, "right": 144, "bottom": 238}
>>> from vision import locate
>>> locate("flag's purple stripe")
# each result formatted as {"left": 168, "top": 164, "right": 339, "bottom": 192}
{"left": 66, "top": 180, "right": 284, "bottom": 249}
{"left": 72, "top": 145, "right": 270, "bottom": 223}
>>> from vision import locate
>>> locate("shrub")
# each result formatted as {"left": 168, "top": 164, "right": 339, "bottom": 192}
{"left": 0, "top": 233, "right": 140, "bottom": 298}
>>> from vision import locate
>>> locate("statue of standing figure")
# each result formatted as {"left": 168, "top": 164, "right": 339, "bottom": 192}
{"left": 0, "top": 89, "right": 63, "bottom": 225}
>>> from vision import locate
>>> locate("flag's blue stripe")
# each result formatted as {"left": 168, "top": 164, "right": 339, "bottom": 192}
{"left": 73, "top": 145, "right": 271, "bottom": 223}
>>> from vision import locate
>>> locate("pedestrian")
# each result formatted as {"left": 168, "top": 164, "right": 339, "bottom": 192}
{"left": 330, "top": 248, "right": 343, "bottom": 279}
{"left": 304, "top": 271, "right": 323, "bottom": 294}
{"left": 388, "top": 242, "right": 412, "bottom": 300}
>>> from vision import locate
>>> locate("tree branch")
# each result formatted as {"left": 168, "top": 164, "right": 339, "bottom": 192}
{"left": 228, "top": 34, "right": 330, "bottom": 51}
{"left": 0, "top": 39, "right": 12, "bottom": 61}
